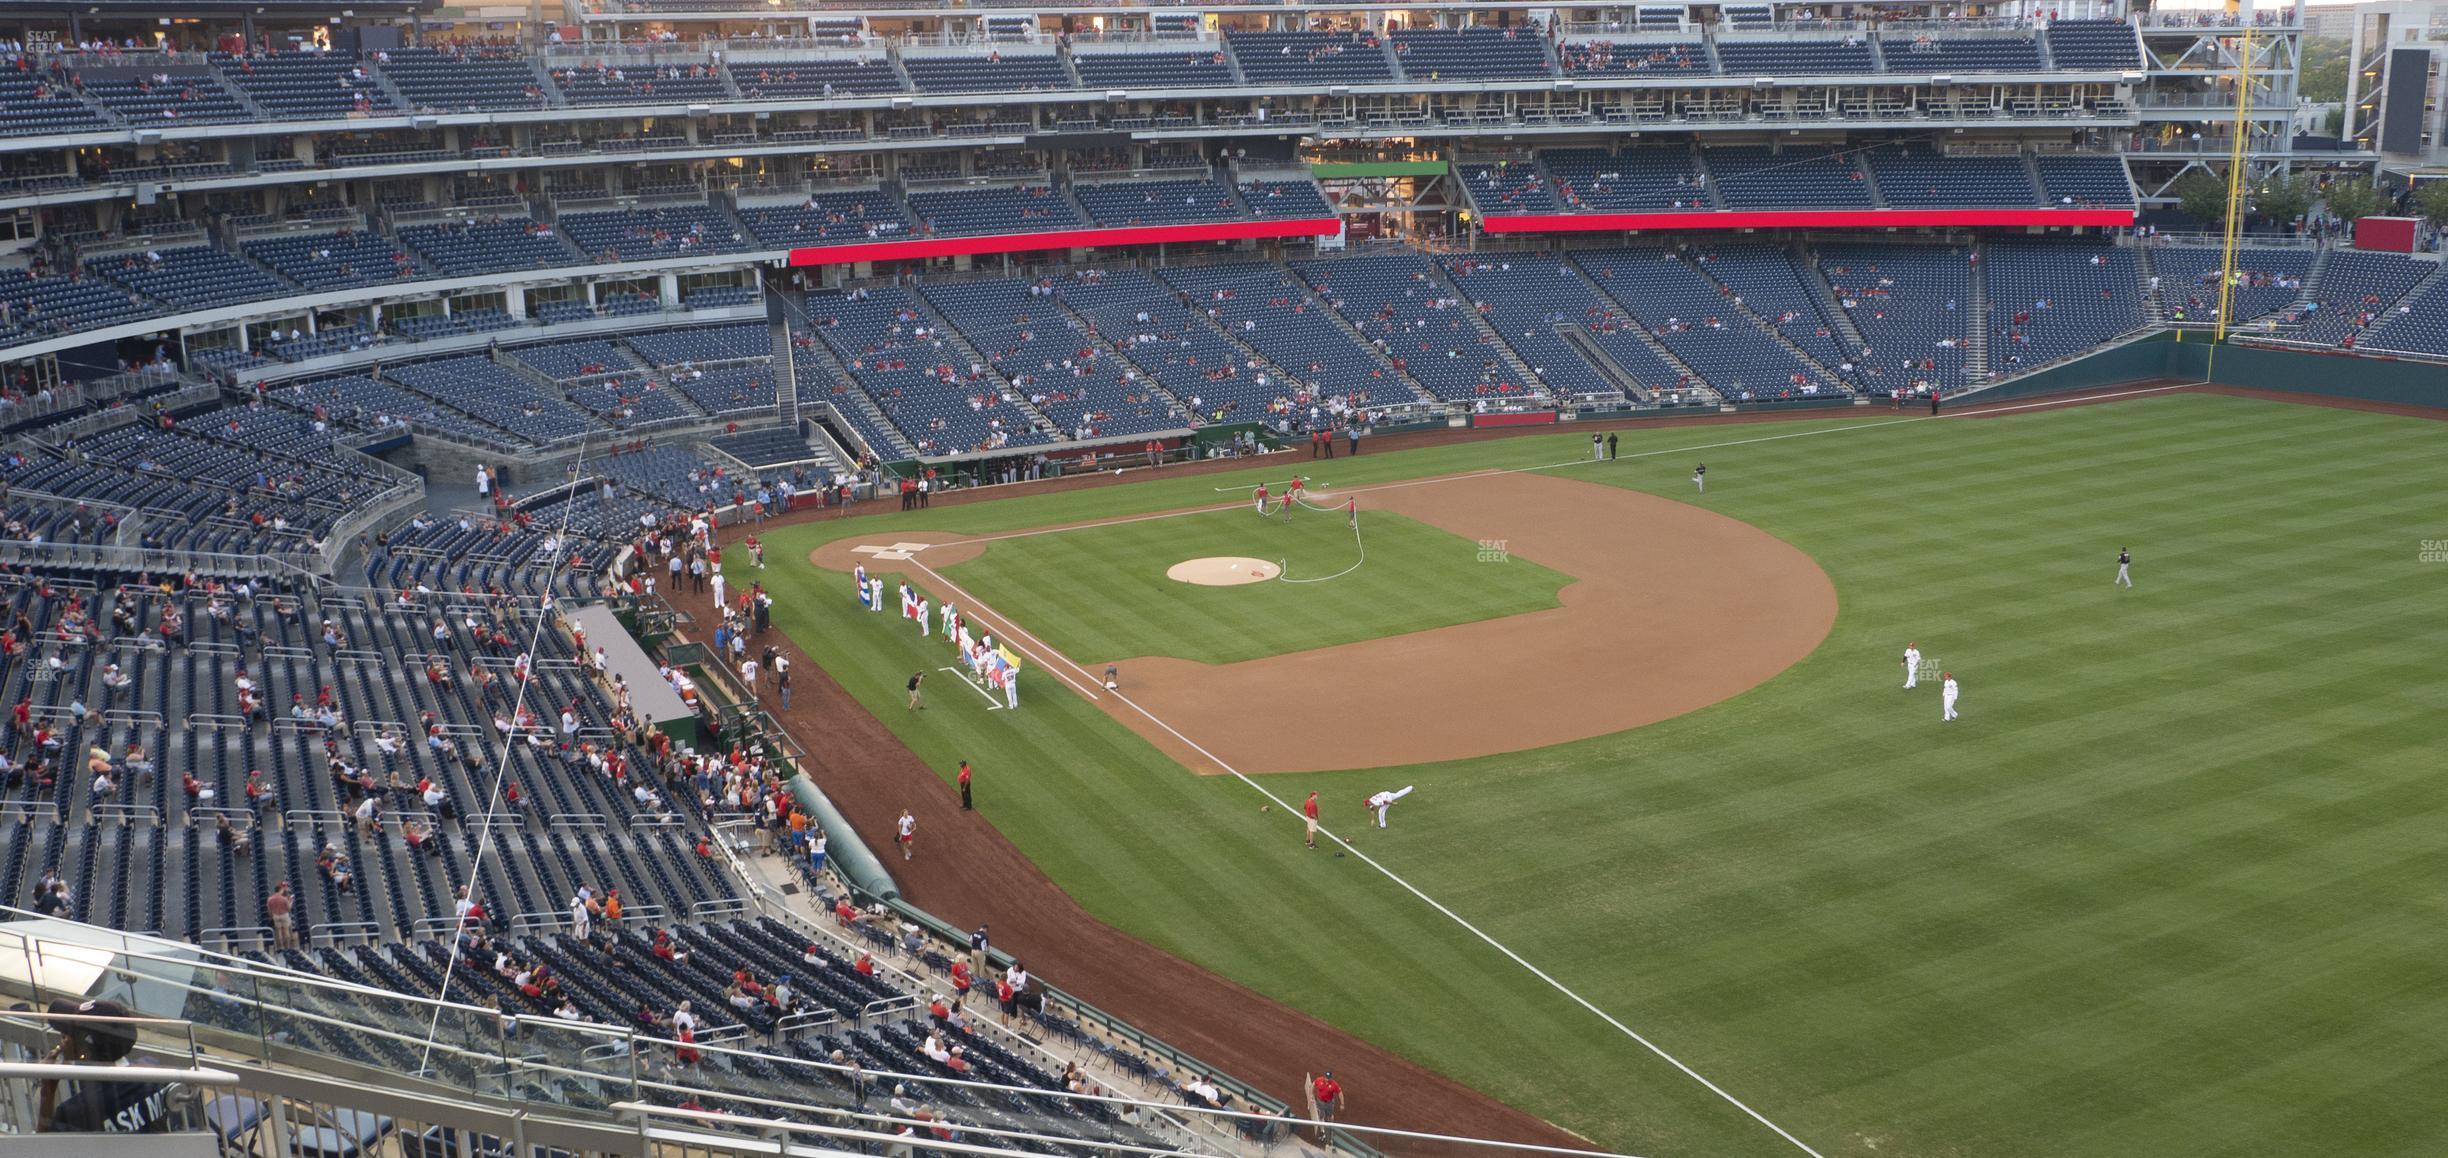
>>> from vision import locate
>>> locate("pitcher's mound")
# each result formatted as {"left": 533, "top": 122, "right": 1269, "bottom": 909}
{"left": 1168, "top": 557, "right": 1278, "bottom": 586}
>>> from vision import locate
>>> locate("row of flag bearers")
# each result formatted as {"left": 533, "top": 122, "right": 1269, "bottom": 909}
{"left": 853, "top": 564, "right": 1022, "bottom": 710}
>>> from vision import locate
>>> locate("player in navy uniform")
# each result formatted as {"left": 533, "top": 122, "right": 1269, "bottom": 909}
{"left": 2114, "top": 547, "right": 2133, "bottom": 588}
{"left": 1692, "top": 462, "right": 1707, "bottom": 493}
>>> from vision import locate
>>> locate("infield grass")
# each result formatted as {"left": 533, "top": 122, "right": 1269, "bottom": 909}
{"left": 760, "top": 392, "right": 2448, "bottom": 1158}
{"left": 939, "top": 507, "right": 1571, "bottom": 665}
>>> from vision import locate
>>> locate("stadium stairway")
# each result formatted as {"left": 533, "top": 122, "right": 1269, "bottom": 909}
{"left": 1795, "top": 240, "right": 1874, "bottom": 363}
{"left": 1967, "top": 246, "right": 1993, "bottom": 380}
{"left": 1569, "top": 268, "right": 1720, "bottom": 402}
{"left": 1287, "top": 262, "right": 1441, "bottom": 405}
{"left": 1039, "top": 290, "right": 1201, "bottom": 422}
{"left": 1553, "top": 326, "right": 1656, "bottom": 402}
{"left": 1673, "top": 246, "right": 1850, "bottom": 388}
{"left": 2134, "top": 245, "right": 2167, "bottom": 324}
{"left": 901, "top": 290, "right": 1064, "bottom": 439}
{"left": 1420, "top": 258, "right": 1547, "bottom": 393}
{"left": 774, "top": 297, "right": 922, "bottom": 460}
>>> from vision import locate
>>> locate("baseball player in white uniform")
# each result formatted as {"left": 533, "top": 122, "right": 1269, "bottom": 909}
{"left": 1001, "top": 666, "right": 1018, "bottom": 710}
{"left": 1941, "top": 672, "right": 1960, "bottom": 722}
{"left": 939, "top": 600, "right": 957, "bottom": 639}
{"left": 709, "top": 567, "right": 725, "bottom": 612}
{"left": 1902, "top": 642, "right": 1921, "bottom": 689}
{"left": 1364, "top": 786, "right": 1413, "bottom": 828}
{"left": 2115, "top": 547, "right": 2133, "bottom": 588}
{"left": 914, "top": 597, "right": 929, "bottom": 636}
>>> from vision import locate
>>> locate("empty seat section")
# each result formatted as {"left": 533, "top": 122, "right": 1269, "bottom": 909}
{"left": 2033, "top": 154, "right": 2135, "bottom": 208}
{"left": 1073, "top": 178, "right": 1242, "bottom": 228}
{"left": 2045, "top": 19, "right": 2144, "bottom": 70}
{"left": 1815, "top": 242, "right": 1973, "bottom": 393}
{"left": 1715, "top": 38, "right": 1876, "bottom": 75}
{"left": 2288, "top": 251, "right": 2434, "bottom": 345}
{"left": 558, "top": 204, "right": 752, "bottom": 261}
{"left": 242, "top": 231, "right": 425, "bottom": 290}
{"left": 397, "top": 219, "right": 582, "bottom": 276}
{"left": 1542, "top": 146, "right": 1712, "bottom": 211}
{"left": 921, "top": 279, "right": 1184, "bottom": 439}
{"left": 1157, "top": 263, "right": 1414, "bottom": 410}
{"left": 902, "top": 53, "right": 1069, "bottom": 93}
{"left": 1228, "top": 31, "right": 1396, "bottom": 84}
{"left": 0, "top": 72, "right": 114, "bottom": 135}
{"left": 1575, "top": 248, "right": 1840, "bottom": 397}
{"left": 82, "top": 69, "right": 250, "bottom": 125}
{"left": 86, "top": 245, "right": 295, "bottom": 311}
{"left": 1071, "top": 50, "right": 1235, "bottom": 88}
{"left": 1982, "top": 239, "right": 2146, "bottom": 367}
{"left": 1865, "top": 145, "right": 2038, "bottom": 208}
{"left": 1388, "top": 28, "right": 1553, "bottom": 80}
{"left": 1709, "top": 145, "right": 1874, "bottom": 209}
{"left": 798, "top": 287, "right": 1052, "bottom": 454}
{"left": 1458, "top": 159, "right": 1561, "bottom": 214}
{"left": 212, "top": 53, "right": 398, "bottom": 119}
{"left": 904, "top": 186, "right": 1082, "bottom": 238}
{"left": 382, "top": 47, "right": 550, "bottom": 111}
{"left": 725, "top": 57, "right": 905, "bottom": 98}
{"left": 1237, "top": 178, "right": 1334, "bottom": 218}
{"left": 1439, "top": 253, "right": 1685, "bottom": 398}
{"left": 1297, "top": 254, "right": 1512, "bottom": 401}
{"left": 1880, "top": 34, "right": 2045, "bottom": 73}
{"left": 2357, "top": 276, "right": 2448, "bottom": 356}
{"left": 738, "top": 190, "right": 913, "bottom": 247}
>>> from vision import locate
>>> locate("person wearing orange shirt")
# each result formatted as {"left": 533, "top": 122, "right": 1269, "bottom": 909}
{"left": 1302, "top": 791, "right": 1320, "bottom": 849}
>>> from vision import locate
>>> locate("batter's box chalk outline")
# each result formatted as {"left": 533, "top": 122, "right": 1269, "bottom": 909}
{"left": 852, "top": 542, "right": 939, "bottom": 562}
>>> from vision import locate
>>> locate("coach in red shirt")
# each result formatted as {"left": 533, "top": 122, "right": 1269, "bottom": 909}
{"left": 1312, "top": 1072, "right": 1342, "bottom": 1121}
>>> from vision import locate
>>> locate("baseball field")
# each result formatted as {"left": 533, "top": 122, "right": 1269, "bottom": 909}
{"left": 752, "top": 387, "right": 2448, "bottom": 1157}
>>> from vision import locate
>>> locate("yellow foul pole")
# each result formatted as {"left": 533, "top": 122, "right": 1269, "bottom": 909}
{"left": 2208, "top": 25, "right": 2257, "bottom": 380}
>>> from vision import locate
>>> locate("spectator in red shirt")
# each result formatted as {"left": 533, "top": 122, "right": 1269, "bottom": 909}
{"left": 1302, "top": 791, "right": 1320, "bottom": 849}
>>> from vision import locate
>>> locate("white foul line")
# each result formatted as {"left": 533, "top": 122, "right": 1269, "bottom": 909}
{"left": 881, "top": 379, "right": 2209, "bottom": 1157}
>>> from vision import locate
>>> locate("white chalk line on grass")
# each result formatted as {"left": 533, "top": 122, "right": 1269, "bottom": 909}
{"left": 907, "top": 562, "right": 1831, "bottom": 1155}
{"left": 948, "top": 381, "right": 2207, "bottom": 552}
{"left": 908, "top": 558, "right": 1103, "bottom": 704}
{"left": 888, "top": 379, "right": 2208, "bottom": 1155}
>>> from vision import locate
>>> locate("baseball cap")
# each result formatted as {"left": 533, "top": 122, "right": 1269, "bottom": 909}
{"left": 48, "top": 998, "right": 138, "bottom": 1062}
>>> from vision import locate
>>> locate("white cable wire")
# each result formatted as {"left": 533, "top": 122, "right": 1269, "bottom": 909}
{"left": 415, "top": 437, "right": 593, "bottom": 1071}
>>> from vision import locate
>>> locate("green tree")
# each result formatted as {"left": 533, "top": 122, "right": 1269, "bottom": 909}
{"left": 2171, "top": 170, "right": 2233, "bottom": 227}
{"left": 2415, "top": 181, "right": 2448, "bottom": 228}
{"left": 2322, "top": 178, "right": 2387, "bottom": 222}
{"left": 2298, "top": 36, "right": 2349, "bottom": 104}
{"left": 2252, "top": 172, "right": 2316, "bottom": 227}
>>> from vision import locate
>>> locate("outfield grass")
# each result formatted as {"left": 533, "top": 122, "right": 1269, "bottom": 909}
{"left": 759, "top": 394, "right": 2448, "bottom": 1158}
{"left": 938, "top": 508, "right": 1572, "bottom": 665}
